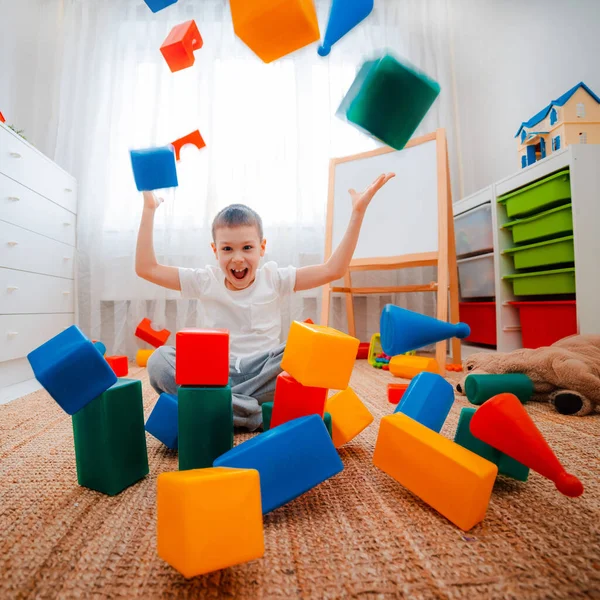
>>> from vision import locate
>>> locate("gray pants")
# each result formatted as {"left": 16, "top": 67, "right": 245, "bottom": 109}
{"left": 147, "top": 343, "right": 285, "bottom": 431}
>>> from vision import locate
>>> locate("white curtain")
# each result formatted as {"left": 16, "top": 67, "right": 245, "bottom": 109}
{"left": 1, "top": 0, "right": 456, "bottom": 356}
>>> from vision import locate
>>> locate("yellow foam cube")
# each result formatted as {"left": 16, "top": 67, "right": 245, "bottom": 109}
{"left": 389, "top": 355, "right": 439, "bottom": 379}
{"left": 136, "top": 348, "right": 154, "bottom": 367}
{"left": 325, "top": 388, "right": 374, "bottom": 448}
{"left": 157, "top": 467, "right": 264, "bottom": 578}
{"left": 230, "top": 0, "right": 320, "bottom": 64}
{"left": 281, "top": 321, "right": 360, "bottom": 390}
{"left": 373, "top": 413, "right": 497, "bottom": 531}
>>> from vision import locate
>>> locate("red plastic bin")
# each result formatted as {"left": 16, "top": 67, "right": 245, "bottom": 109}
{"left": 509, "top": 301, "right": 576, "bottom": 349}
{"left": 459, "top": 302, "right": 496, "bottom": 346}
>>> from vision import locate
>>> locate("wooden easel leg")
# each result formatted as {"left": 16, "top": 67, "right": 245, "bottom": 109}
{"left": 344, "top": 271, "right": 356, "bottom": 337}
{"left": 320, "top": 284, "right": 331, "bottom": 327}
{"left": 447, "top": 189, "right": 462, "bottom": 365}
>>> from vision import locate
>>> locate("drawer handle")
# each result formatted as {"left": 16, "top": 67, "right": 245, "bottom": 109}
{"left": 63, "top": 222, "right": 71, "bottom": 226}
{"left": 9, "top": 152, "right": 22, "bottom": 159}
{"left": 65, "top": 188, "right": 73, "bottom": 193}
{"left": 7, "top": 331, "right": 18, "bottom": 337}
{"left": 8, "top": 196, "right": 20, "bottom": 202}
{"left": 7, "top": 241, "right": 18, "bottom": 246}
{"left": 7, "top": 286, "right": 18, "bottom": 292}
{"left": 62, "top": 291, "right": 71, "bottom": 295}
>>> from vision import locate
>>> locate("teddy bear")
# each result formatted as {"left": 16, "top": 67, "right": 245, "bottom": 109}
{"left": 455, "top": 335, "right": 600, "bottom": 416}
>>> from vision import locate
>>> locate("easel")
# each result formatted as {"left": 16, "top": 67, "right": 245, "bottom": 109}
{"left": 320, "top": 129, "right": 461, "bottom": 376}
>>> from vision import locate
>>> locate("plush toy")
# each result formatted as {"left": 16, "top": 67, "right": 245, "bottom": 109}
{"left": 456, "top": 335, "right": 600, "bottom": 416}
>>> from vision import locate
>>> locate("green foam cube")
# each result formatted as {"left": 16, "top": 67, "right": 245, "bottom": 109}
{"left": 72, "top": 378, "right": 149, "bottom": 495}
{"left": 178, "top": 385, "right": 233, "bottom": 470}
{"left": 337, "top": 53, "right": 440, "bottom": 150}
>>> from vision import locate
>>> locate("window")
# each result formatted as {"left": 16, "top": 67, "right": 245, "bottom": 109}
{"left": 521, "top": 155, "right": 527, "bottom": 168}
{"left": 520, "top": 130, "right": 526, "bottom": 143}
{"left": 580, "top": 132, "right": 587, "bottom": 144}
{"left": 553, "top": 135, "right": 561, "bottom": 151}
{"left": 576, "top": 103, "right": 585, "bottom": 118}
{"left": 550, "top": 108, "right": 558, "bottom": 126}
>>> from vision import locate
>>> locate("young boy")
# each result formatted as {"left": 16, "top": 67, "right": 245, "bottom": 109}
{"left": 136, "top": 172, "right": 395, "bottom": 430}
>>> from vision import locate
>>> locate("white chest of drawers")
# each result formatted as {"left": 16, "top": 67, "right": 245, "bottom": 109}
{"left": 0, "top": 122, "right": 77, "bottom": 401}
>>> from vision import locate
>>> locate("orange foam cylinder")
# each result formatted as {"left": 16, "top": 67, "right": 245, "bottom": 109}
{"left": 374, "top": 413, "right": 497, "bottom": 530}
{"left": 136, "top": 349, "right": 154, "bottom": 367}
{"left": 171, "top": 130, "right": 206, "bottom": 161}
{"left": 160, "top": 20, "right": 203, "bottom": 73}
{"left": 470, "top": 394, "right": 584, "bottom": 497}
{"left": 389, "top": 355, "right": 439, "bottom": 379}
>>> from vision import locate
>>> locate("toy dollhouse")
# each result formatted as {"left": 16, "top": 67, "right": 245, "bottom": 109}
{"left": 516, "top": 82, "right": 600, "bottom": 168}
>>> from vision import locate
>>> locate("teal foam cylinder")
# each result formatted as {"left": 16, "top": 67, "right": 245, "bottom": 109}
{"left": 380, "top": 304, "right": 470, "bottom": 356}
{"left": 318, "top": 0, "right": 373, "bottom": 57}
{"left": 465, "top": 374, "right": 534, "bottom": 406}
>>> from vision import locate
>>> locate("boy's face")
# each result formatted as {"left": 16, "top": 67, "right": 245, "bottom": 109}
{"left": 211, "top": 225, "right": 266, "bottom": 291}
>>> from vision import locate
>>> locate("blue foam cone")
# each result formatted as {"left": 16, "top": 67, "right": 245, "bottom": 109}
{"left": 318, "top": 0, "right": 374, "bottom": 57}
{"left": 380, "top": 304, "right": 470, "bottom": 356}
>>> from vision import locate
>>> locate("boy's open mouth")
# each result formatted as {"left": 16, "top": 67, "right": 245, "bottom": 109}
{"left": 231, "top": 268, "right": 248, "bottom": 280}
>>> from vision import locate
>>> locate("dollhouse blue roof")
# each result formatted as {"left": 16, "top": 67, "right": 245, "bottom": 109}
{"left": 515, "top": 82, "right": 600, "bottom": 138}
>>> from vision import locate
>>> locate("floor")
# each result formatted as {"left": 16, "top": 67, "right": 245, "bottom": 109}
{"left": 0, "top": 361, "right": 598, "bottom": 599}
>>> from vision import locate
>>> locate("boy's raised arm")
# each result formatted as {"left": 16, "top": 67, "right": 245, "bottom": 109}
{"left": 135, "top": 192, "right": 182, "bottom": 291}
{"left": 294, "top": 173, "right": 395, "bottom": 292}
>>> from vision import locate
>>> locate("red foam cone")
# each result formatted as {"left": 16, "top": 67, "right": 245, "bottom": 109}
{"left": 470, "top": 393, "right": 583, "bottom": 498}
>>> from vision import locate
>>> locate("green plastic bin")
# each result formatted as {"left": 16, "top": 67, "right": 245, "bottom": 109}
{"left": 503, "top": 236, "right": 574, "bottom": 270}
{"left": 502, "top": 204, "right": 573, "bottom": 245}
{"left": 503, "top": 268, "right": 575, "bottom": 296}
{"left": 497, "top": 169, "right": 571, "bottom": 218}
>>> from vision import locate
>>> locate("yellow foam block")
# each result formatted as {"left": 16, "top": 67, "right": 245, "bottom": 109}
{"left": 389, "top": 355, "right": 439, "bottom": 379}
{"left": 373, "top": 413, "right": 497, "bottom": 531}
{"left": 230, "top": 0, "right": 320, "bottom": 64}
{"left": 325, "top": 388, "right": 374, "bottom": 448}
{"left": 136, "top": 348, "right": 154, "bottom": 367}
{"left": 281, "top": 321, "right": 360, "bottom": 390}
{"left": 157, "top": 467, "right": 264, "bottom": 578}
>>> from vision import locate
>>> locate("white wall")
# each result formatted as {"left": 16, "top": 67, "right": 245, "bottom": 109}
{"left": 450, "top": 0, "right": 600, "bottom": 198}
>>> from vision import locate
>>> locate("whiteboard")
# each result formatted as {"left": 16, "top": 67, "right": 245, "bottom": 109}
{"left": 330, "top": 140, "right": 439, "bottom": 261}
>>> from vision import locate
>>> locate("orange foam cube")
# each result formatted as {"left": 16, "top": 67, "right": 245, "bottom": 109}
{"left": 171, "top": 129, "right": 206, "bottom": 161}
{"left": 157, "top": 467, "right": 264, "bottom": 578}
{"left": 230, "top": 0, "right": 320, "bottom": 63}
{"left": 373, "top": 413, "right": 497, "bottom": 531}
{"left": 160, "top": 20, "right": 203, "bottom": 73}
{"left": 281, "top": 321, "right": 359, "bottom": 390}
{"left": 136, "top": 349, "right": 154, "bottom": 367}
{"left": 325, "top": 388, "right": 373, "bottom": 448}
{"left": 389, "top": 355, "right": 439, "bottom": 379}
{"left": 135, "top": 318, "right": 171, "bottom": 348}
{"left": 105, "top": 355, "right": 128, "bottom": 377}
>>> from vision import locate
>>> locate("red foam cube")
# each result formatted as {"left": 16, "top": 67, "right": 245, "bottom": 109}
{"left": 0, "top": 112, "right": 5, "bottom": 123}
{"left": 270, "top": 371, "right": 328, "bottom": 429}
{"left": 171, "top": 129, "right": 206, "bottom": 161}
{"left": 160, "top": 20, "right": 203, "bottom": 73}
{"left": 106, "top": 355, "right": 129, "bottom": 377}
{"left": 388, "top": 382, "right": 409, "bottom": 404}
{"left": 175, "top": 328, "right": 229, "bottom": 386}
{"left": 135, "top": 318, "right": 171, "bottom": 348}
{"left": 356, "top": 342, "right": 370, "bottom": 359}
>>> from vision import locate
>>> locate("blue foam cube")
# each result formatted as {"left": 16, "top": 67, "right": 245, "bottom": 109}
{"left": 27, "top": 325, "right": 117, "bottom": 415}
{"left": 130, "top": 146, "right": 178, "bottom": 192}
{"left": 143, "top": 0, "right": 178, "bottom": 13}
{"left": 145, "top": 393, "right": 178, "bottom": 449}
{"left": 214, "top": 414, "right": 343, "bottom": 514}
{"left": 394, "top": 371, "right": 454, "bottom": 433}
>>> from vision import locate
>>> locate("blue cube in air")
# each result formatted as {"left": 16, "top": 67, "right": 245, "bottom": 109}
{"left": 130, "top": 146, "right": 178, "bottom": 192}
{"left": 143, "top": 0, "right": 178, "bottom": 13}
{"left": 27, "top": 325, "right": 117, "bottom": 415}
{"left": 394, "top": 371, "right": 454, "bottom": 433}
{"left": 145, "top": 393, "right": 178, "bottom": 450}
{"left": 214, "top": 414, "right": 343, "bottom": 514}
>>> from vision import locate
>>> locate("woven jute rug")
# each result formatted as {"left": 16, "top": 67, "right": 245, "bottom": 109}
{"left": 1, "top": 361, "right": 598, "bottom": 599}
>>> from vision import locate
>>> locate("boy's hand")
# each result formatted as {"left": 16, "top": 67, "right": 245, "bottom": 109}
{"left": 349, "top": 172, "right": 395, "bottom": 215}
{"left": 143, "top": 191, "right": 164, "bottom": 211}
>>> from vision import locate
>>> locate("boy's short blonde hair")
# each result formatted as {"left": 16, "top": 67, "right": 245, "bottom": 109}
{"left": 211, "top": 204, "right": 264, "bottom": 241}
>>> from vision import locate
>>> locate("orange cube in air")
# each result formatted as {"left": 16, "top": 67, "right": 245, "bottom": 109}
{"left": 105, "top": 355, "right": 129, "bottom": 377}
{"left": 157, "top": 467, "right": 264, "bottom": 578}
{"left": 230, "top": 0, "right": 320, "bottom": 63}
{"left": 373, "top": 413, "right": 497, "bottom": 531}
{"left": 270, "top": 371, "right": 327, "bottom": 429}
{"left": 175, "top": 328, "right": 229, "bottom": 386}
{"left": 171, "top": 130, "right": 206, "bottom": 161}
{"left": 160, "top": 20, "right": 203, "bottom": 72}
{"left": 135, "top": 318, "right": 171, "bottom": 348}
{"left": 325, "top": 387, "right": 373, "bottom": 448}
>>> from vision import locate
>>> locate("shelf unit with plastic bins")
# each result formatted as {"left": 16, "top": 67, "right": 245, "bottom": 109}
{"left": 493, "top": 144, "right": 600, "bottom": 352}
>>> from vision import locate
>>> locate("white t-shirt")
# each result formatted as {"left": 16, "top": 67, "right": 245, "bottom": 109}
{"left": 178, "top": 261, "right": 297, "bottom": 359}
